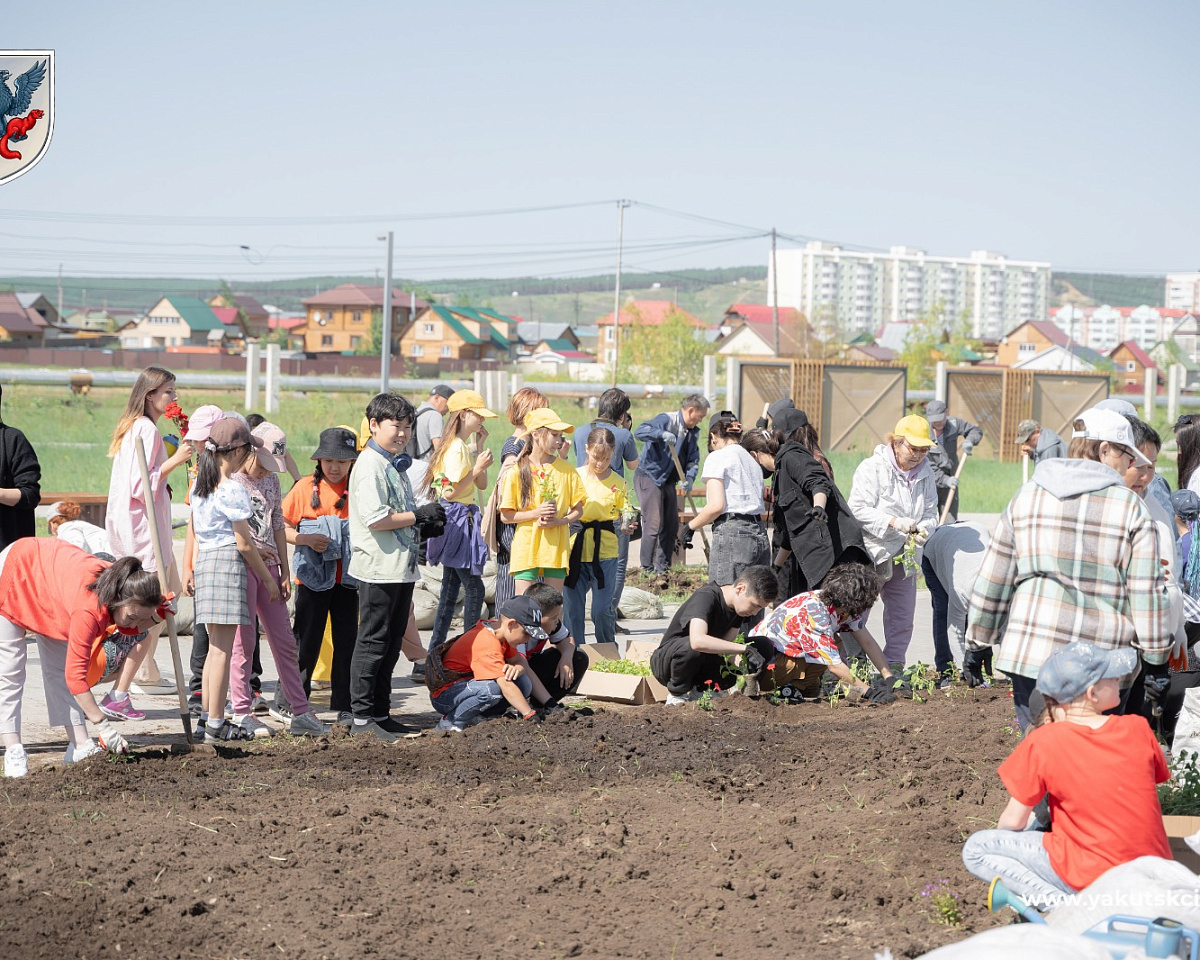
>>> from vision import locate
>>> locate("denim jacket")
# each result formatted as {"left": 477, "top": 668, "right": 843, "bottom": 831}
{"left": 633, "top": 410, "right": 699, "bottom": 489}
{"left": 294, "top": 516, "right": 357, "bottom": 591}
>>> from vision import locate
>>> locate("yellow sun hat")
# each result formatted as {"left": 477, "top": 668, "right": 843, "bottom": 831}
{"left": 524, "top": 408, "right": 575, "bottom": 433}
{"left": 448, "top": 389, "right": 498, "bottom": 418}
{"left": 893, "top": 414, "right": 935, "bottom": 447}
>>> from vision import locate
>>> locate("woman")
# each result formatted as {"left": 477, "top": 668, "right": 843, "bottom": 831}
{"left": 847, "top": 415, "right": 939, "bottom": 668}
{"left": 0, "top": 538, "right": 163, "bottom": 777}
{"left": 966, "top": 407, "right": 1168, "bottom": 731}
{"left": 48, "top": 500, "right": 113, "bottom": 560}
{"left": 684, "top": 412, "right": 770, "bottom": 585}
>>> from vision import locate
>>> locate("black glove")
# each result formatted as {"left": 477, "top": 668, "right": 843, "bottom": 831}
{"left": 540, "top": 699, "right": 566, "bottom": 716}
{"left": 742, "top": 644, "right": 769, "bottom": 676}
{"left": 523, "top": 709, "right": 544, "bottom": 723}
{"left": 889, "top": 677, "right": 916, "bottom": 700}
{"left": 963, "top": 647, "right": 991, "bottom": 688}
{"left": 415, "top": 502, "right": 447, "bottom": 536}
{"left": 1144, "top": 661, "right": 1171, "bottom": 714}
{"left": 755, "top": 416, "right": 769, "bottom": 430}
{"left": 866, "top": 678, "right": 897, "bottom": 705}
{"left": 679, "top": 526, "right": 695, "bottom": 551}
{"left": 811, "top": 505, "right": 828, "bottom": 524}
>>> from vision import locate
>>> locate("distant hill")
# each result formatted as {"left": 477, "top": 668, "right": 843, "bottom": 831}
{"left": 1052, "top": 272, "right": 1165, "bottom": 308}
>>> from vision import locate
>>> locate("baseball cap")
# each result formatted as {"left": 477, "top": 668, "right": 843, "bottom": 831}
{"left": 708, "top": 410, "right": 741, "bottom": 434}
{"left": 775, "top": 407, "right": 810, "bottom": 437}
{"left": 1172, "top": 489, "right": 1200, "bottom": 523}
{"left": 430, "top": 384, "right": 455, "bottom": 400}
{"left": 1095, "top": 397, "right": 1138, "bottom": 417}
{"left": 498, "top": 596, "right": 549, "bottom": 643}
{"left": 1036, "top": 641, "right": 1138, "bottom": 703}
{"left": 183, "top": 404, "right": 225, "bottom": 443}
{"left": 208, "top": 417, "right": 263, "bottom": 452}
{"left": 924, "top": 399, "right": 947, "bottom": 424}
{"left": 1073, "top": 407, "right": 1152, "bottom": 466}
{"left": 525, "top": 408, "right": 575, "bottom": 433}
{"left": 311, "top": 426, "right": 360, "bottom": 461}
{"left": 893, "top": 414, "right": 935, "bottom": 447}
{"left": 1015, "top": 419, "right": 1039, "bottom": 444}
{"left": 252, "top": 422, "right": 289, "bottom": 473}
{"left": 447, "top": 389, "right": 498, "bottom": 418}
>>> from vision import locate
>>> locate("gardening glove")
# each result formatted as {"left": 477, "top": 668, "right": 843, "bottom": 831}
{"left": 96, "top": 719, "right": 131, "bottom": 756}
{"left": 540, "top": 699, "right": 566, "bottom": 716}
{"left": 963, "top": 646, "right": 991, "bottom": 688}
{"left": 522, "top": 709, "right": 544, "bottom": 724}
{"left": 943, "top": 476, "right": 959, "bottom": 489}
{"left": 414, "top": 503, "right": 447, "bottom": 537}
{"left": 152, "top": 592, "right": 177, "bottom": 624}
{"left": 892, "top": 517, "right": 919, "bottom": 535}
{"left": 963, "top": 441, "right": 975, "bottom": 456}
{"left": 1143, "top": 660, "right": 1171, "bottom": 717}
{"left": 811, "top": 504, "right": 828, "bottom": 524}
{"left": 865, "top": 678, "right": 897, "bottom": 705}
{"left": 913, "top": 523, "right": 934, "bottom": 547}
{"left": 742, "top": 644, "right": 769, "bottom": 676}
{"left": 889, "top": 676, "right": 917, "bottom": 699}
{"left": 679, "top": 526, "right": 695, "bottom": 551}
{"left": 659, "top": 430, "right": 677, "bottom": 446}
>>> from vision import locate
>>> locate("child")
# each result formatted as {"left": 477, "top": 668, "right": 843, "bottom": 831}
{"left": 102, "top": 366, "right": 193, "bottom": 714}
{"left": 282, "top": 426, "right": 360, "bottom": 722}
{"left": 524, "top": 582, "right": 589, "bottom": 701}
{"left": 499, "top": 408, "right": 585, "bottom": 594}
{"left": 191, "top": 418, "right": 278, "bottom": 744}
{"left": 429, "top": 596, "right": 559, "bottom": 731}
{"left": 425, "top": 389, "right": 496, "bottom": 653}
{"left": 750, "top": 563, "right": 901, "bottom": 701}
{"left": 650, "top": 565, "right": 779, "bottom": 705}
{"left": 346, "top": 393, "right": 444, "bottom": 742}
{"left": 563, "top": 427, "right": 626, "bottom": 645}
{"left": 47, "top": 501, "right": 112, "bottom": 560}
{"left": 961, "top": 641, "right": 1171, "bottom": 908}
{"left": 228, "top": 422, "right": 326, "bottom": 739}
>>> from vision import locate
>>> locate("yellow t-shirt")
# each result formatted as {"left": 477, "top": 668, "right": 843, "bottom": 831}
{"left": 433, "top": 437, "right": 477, "bottom": 506}
{"left": 500, "top": 457, "right": 586, "bottom": 572}
{"left": 573, "top": 468, "right": 626, "bottom": 561}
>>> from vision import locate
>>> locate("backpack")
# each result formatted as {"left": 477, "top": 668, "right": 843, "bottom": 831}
{"left": 423, "top": 633, "right": 473, "bottom": 691}
{"left": 406, "top": 407, "right": 441, "bottom": 461}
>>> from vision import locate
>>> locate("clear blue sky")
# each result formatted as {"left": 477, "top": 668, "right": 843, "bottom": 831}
{"left": 3, "top": 1, "right": 1197, "bottom": 283}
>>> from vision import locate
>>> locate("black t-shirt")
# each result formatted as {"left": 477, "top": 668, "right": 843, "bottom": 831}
{"left": 660, "top": 582, "right": 741, "bottom": 649}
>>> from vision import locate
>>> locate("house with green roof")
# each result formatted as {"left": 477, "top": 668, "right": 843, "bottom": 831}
{"left": 397, "top": 304, "right": 517, "bottom": 365}
{"left": 119, "top": 296, "right": 229, "bottom": 349}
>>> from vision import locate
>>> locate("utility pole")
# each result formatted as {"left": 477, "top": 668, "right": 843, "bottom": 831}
{"left": 379, "top": 231, "right": 394, "bottom": 393}
{"left": 56, "top": 263, "right": 62, "bottom": 322}
{"left": 771, "top": 228, "right": 780, "bottom": 357}
{"left": 610, "top": 199, "right": 630, "bottom": 387}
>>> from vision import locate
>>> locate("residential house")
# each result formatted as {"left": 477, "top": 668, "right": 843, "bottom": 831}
{"left": 714, "top": 303, "right": 811, "bottom": 357}
{"left": 1150, "top": 339, "right": 1200, "bottom": 389}
{"left": 516, "top": 322, "right": 580, "bottom": 353}
{"left": 1171, "top": 313, "right": 1200, "bottom": 364}
{"left": 1108, "top": 341, "right": 1156, "bottom": 391}
{"left": 209, "top": 293, "right": 270, "bottom": 338}
{"left": 396, "top": 305, "right": 516, "bottom": 365}
{"left": 66, "top": 309, "right": 138, "bottom": 333}
{"left": 267, "top": 315, "right": 307, "bottom": 350}
{"left": 16, "top": 292, "right": 59, "bottom": 328}
{"left": 209, "top": 306, "right": 250, "bottom": 342}
{"left": 119, "top": 296, "right": 227, "bottom": 349}
{"left": 301, "top": 284, "right": 427, "bottom": 354}
{"left": 1011, "top": 343, "right": 1106, "bottom": 373}
{"left": 844, "top": 343, "right": 898, "bottom": 364}
{"left": 996, "top": 320, "right": 1072, "bottom": 367}
{"left": 0, "top": 292, "right": 45, "bottom": 343}
{"left": 595, "top": 300, "right": 705, "bottom": 366}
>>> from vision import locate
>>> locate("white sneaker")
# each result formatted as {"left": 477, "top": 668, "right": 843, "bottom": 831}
{"left": 231, "top": 714, "right": 273, "bottom": 740}
{"left": 664, "top": 693, "right": 691, "bottom": 706}
{"left": 289, "top": 712, "right": 328, "bottom": 737}
{"left": 63, "top": 740, "right": 102, "bottom": 764}
{"left": 130, "top": 679, "right": 177, "bottom": 696}
{"left": 4, "top": 743, "right": 27, "bottom": 777}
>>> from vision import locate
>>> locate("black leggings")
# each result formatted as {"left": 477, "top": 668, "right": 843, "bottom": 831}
{"left": 293, "top": 582, "right": 360, "bottom": 713}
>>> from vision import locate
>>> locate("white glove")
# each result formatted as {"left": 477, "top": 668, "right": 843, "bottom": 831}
{"left": 892, "top": 517, "right": 919, "bottom": 535}
{"left": 660, "top": 430, "right": 677, "bottom": 445}
{"left": 945, "top": 477, "right": 958, "bottom": 489}
{"left": 963, "top": 442, "right": 975, "bottom": 456}
{"left": 97, "top": 719, "right": 131, "bottom": 755}
{"left": 913, "top": 522, "right": 935, "bottom": 547}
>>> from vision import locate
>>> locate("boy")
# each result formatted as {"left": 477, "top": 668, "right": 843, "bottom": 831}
{"left": 346, "top": 393, "right": 445, "bottom": 742}
{"left": 430, "top": 596, "right": 560, "bottom": 731}
{"left": 523, "top": 582, "right": 589, "bottom": 701}
{"left": 650, "top": 565, "right": 778, "bottom": 704}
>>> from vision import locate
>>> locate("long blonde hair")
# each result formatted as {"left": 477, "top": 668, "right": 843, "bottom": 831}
{"left": 424, "top": 410, "right": 473, "bottom": 499}
{"left": 109, "top": 366, "right": 174, "bottom": 456}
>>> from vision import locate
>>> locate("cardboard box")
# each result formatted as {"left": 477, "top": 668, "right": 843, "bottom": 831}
{"left": 1163, "top": 816, "right": 1200, "bottom": 873}
{"left": 575, "top": 642, "right": 668, "bottom": 704}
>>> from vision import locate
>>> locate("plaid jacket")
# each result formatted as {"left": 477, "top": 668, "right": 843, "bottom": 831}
{"left": 967, "top": 466, "right": 1169, "bottom": 677}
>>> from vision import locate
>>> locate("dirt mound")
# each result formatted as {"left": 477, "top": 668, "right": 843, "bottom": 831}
{"left": 1, "top": 688, "right": 1019, "bottom": 959}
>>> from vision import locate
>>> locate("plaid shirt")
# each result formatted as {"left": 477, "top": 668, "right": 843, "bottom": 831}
{"left": 967, "top": 478, "right": 1169, "bottom": 676}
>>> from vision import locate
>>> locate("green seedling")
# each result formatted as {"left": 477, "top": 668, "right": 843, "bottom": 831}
{"left": 919, "top": 878, "right": 963, "bottom": 926}
{"left": 589, "top": 659, "right": 651, "bottom": 676}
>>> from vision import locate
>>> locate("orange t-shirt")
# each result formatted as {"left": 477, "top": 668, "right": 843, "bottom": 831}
{"left": 282, "top": 474, "right": 350, "bottom": 583}
{"left": 436, "top": 622, "right": 522, "bottom": 695}
{"left": 0, "top": 538, "right": 128, "bottom": 695}
{"left": 999, "top": 714, "right": 1171, "bottom": 891}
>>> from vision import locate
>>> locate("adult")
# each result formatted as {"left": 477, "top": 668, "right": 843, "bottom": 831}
{"left": 0, "top": 384, "right": 40, "bottom": 553}
{"left": 634, "top": 394, "right": 709, "bottom": 575}
{"left": 923, "top": 399, "right": 982, "bottom": 522}
{"left": 0, "top": 539, "right": 163, "bottom": 776}
{"left": 47, "top": 500, "right": 113, "bottom": 559}
{"left": 966, "top": 407, "right": 1167, "bottom": 731}
{"left": 1176, "top": 414, "right": 1200, "bottom": 496}
{"left": 408, "top": 384, "right": 454, "bottom": 463}
{"left": 847, "top": 415, "right": 939, "bottom": 669}
{"left": 1015, "top": 419, "right": 1066, "bottom": 464}
{"left": 920, "top": 521, "right": 992, "bottom": 685}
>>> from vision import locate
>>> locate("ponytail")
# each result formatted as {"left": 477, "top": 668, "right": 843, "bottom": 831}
{"left": 87, "top": 556, "right": 163, "bottom": 612}
{"left": 516, "top": 433, "right": 537, "bottom": 508}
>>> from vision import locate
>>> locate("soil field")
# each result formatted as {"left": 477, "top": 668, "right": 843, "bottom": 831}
{"left": 1, "top": 689, "right": 1020, "bottom": 959}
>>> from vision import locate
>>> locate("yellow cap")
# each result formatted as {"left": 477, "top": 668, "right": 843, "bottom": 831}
{"left": 448, "top": 389, "right": 498, "bottom": 418}
{"left": 893, "top": 414, "right": 934, "bottom": 447}
{"left": 524, "top": 408, "right": 575, "bottom": 434}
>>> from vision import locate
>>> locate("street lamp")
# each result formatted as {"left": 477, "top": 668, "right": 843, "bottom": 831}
{"left": 379, "top": 232, "right": 394, "bottom": 393}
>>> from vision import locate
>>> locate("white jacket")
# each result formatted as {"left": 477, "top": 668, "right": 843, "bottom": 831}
{"left": 847, "top": 444, "right": 939, "bottom": 566}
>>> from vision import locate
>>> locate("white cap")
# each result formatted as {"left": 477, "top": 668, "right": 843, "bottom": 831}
{"left": 1072, "top": 407, "right": 1152, "bottom": 466}
{"left": 1094, "top": 397, "right": 1138, "bottom": 417}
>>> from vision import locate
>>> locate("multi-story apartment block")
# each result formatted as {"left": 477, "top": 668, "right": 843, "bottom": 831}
{"left": 768, "top": 241, "right": 1050, "bottom": 341}
{"left": 1049, "top": 304, "right": 1190, "bottom": 354}
{"left": 1166, "top": 272, "right": 1200, "bottom": 312}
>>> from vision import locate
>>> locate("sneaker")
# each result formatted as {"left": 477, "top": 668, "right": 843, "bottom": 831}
{"left": 665, "top": 693, "right": 691, "bottom": 706}
{"left": 231, "top": 714, "right": 273, "bottom": 740}
{"left": 937, "top": 671, "right": 955, "bottom": 690}
{"left": 408, "top": 661, "right": 426, "bottom": 683}
{"left": 377, "top": 716, "right": 417, "bottom": 736}
{"left": 435, "top": 717, "right": 463, "bottom": 733}
{"left": 289, "top": 712, "right": 328, "bottom": 737}
{"left": 99, "top": 692, "right": 146, "bottom": 722}
{"left": 130, "top": 678, "right": 177, "bottom": 696}
{"left": 335, "top": 711, "right": 354, "bottom": 727}
{"left": 63, "top": 740, "right": 102, "bottom": 765}
{"left": 251, "top": 692, "right": 269, "bottom": 715}
{"left": 346, "top": 720, "right": 400, "bottom": 743}
{"left": 204, "top": 720, "right": 255, "bottom": 745}
{"left": 3, "top": 743, "right": 27, "bottom": 777}
{"left": 268, "top": 701, "right": 293, "bottom": 724}
{"left": 187, "top": 691, "right": 203, "bottom": 717}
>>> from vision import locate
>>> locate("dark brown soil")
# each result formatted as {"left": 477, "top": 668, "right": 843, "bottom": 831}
{"left": 627, "top": 564, "right": 710, "bottom": 599}
{"left": 0, "top": 688, "right": 1021, "bottom": 959}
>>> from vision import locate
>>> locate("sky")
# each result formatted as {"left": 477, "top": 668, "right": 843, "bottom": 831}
{"left": 1, "top": 1, "right": 1197, "bottom": 286}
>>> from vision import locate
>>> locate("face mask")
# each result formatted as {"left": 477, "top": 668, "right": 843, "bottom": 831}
{"left": 760, "top": 463, "right": 772, "bottom": 479}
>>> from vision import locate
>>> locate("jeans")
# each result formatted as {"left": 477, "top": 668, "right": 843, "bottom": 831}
{"left": 609, "top": 529, "right": 629, "bottom": 620}
{"left": 921, "top": 556, "right": 954, "bottom": 675}
{"left": 564, "top": 557, "right": 618, "bottom": 645}
{"left": 350, "top": 581, "right": 414, "bottom": 721}
{"left": 962, "top": 828, "right": 1073, "bottom": 908}
{"left": 708, "top": 516, "right": 770, "bottom": 586}
{"left": 431, "top": 566, "right": 485, "bottom": 647}
{"left": 635, "top": 470, "right": 679, "bottom": 573}
{"left": 431, "top": 672, "right": 532, "bottom": 727}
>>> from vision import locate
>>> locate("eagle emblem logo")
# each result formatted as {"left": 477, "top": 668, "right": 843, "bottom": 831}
{"left": 0, "top": 50, "right": 53, "bottom": 187}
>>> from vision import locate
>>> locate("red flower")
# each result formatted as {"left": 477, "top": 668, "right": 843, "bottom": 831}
{"left": 164, "top": 400, "right": 189, "bottom": 436}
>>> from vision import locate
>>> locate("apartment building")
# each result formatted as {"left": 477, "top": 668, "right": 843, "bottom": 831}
{"left": 1166, "top": 272, "right": 1200, "bottom": 312}
{"left": 1049, "top": 304, "right": 1190, "bottom": 354}
{"left": 768, "top": 241, "right": 1050, "bottom": 340}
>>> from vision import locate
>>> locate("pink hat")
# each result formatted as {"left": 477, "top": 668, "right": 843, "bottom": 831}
{"left": 183, "top": 404, "right": 225, "bottom": 442}
{"left": 252, "top": 422, "right": 289, "bottom": 473}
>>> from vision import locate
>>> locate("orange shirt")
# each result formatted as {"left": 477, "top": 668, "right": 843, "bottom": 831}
{"left": 437, "top": 622, "right": 522, "bottom": 694}
{"left": 282, "top": 474, "right": 350, "bottom": 583}
{"left": 0, "top": 538, "right": 126, "bottom": 695}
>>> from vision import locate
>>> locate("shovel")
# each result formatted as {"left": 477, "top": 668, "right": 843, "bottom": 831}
{"left": 938, "top": 453, "right": 968, "bottom": 526}
{"left": 668, "top": 445, "right": 711, "bottom": 562}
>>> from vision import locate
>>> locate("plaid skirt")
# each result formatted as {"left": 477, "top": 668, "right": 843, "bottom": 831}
{"left": 194, "top": 542, "right": 250, "bottom": 626}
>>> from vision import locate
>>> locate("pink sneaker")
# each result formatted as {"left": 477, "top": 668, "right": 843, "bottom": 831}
{"left": 99, "top": 692, "right": 146, "bottom": 721}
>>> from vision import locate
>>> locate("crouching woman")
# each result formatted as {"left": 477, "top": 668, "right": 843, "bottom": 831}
{"left": 0, "top": 539, "right": 163, "bottom": 777}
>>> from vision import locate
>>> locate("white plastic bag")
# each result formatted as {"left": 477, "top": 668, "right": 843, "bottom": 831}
{"left": 1045, "top": 855, "right": 1200, "bottom": 935}
{"left": 1173, "top": 689, "right": 1200, "bottom": 758}
{"left": 916, "top": 924, "right": 1114, "bottom": 959}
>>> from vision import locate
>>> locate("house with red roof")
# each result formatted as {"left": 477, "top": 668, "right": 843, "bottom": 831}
{"left": 301, "top": 283, "right": 428, "bottom": 354}
{"left": 1109, "top": 340, "right": 1157, "bottom": 391}
{"left": 209, "top": 306, "right": 249, "bottom": 341}
{"left": 0, "top": 292, "right": 45, "bottom": 344}
{"left": 595, "top": 300, "right": 705, "bottom": 365}
{"left": 715, "top": 303, "right": 811, "bottom": 357}
{"left": 209, "top": 293, "right": 270, "bottom": 338}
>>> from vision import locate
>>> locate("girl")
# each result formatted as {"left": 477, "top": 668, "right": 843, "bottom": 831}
{"left": 684, "top": 413, "right": 769, "bottom": 586}
{"left": 499, "top": 408, "right": 585, "bottom": 594}
{"left": 103, "top": 367, "right": 193, "bottom": 714}
{"left": 282, "top": 426, "right": 359, "bottom": 720}
{"left": 191, "top": 418, "right": 278, "bottom": 745}
{"left": 962, "top": 641, "right": 1170, "bottom": 908}
{"left": 0, "top": 539, "right": 162, "bottom": 776}
{"left": 563, "top": 428, "right": 627, "bottom": 645}
{"left": 48, "top": 501, "right": 112, "bottom": 560}
{"left": 228, "top": 422, "right": 326, "bottom": 739}
{"left": 425, "top": 390, "right": 496, "bottom": 649}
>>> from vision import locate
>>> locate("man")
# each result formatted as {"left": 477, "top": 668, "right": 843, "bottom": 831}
{"left": 924, "top": 399, "right": 983, "bottom": 522}
{"left": 650, "top": 565, "right": 778, "bottom": 704}
{"left": 1015, "top": 419, "right": 1066, "bottom": 464}
{"left": 0, "top": 385, "right": 40, "bottom": 552}
{"left": 407, "top": 384, "right": 454, "bottom": 462}
{"left": 634, "top": 393, "right": 709, "bottom": 575}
